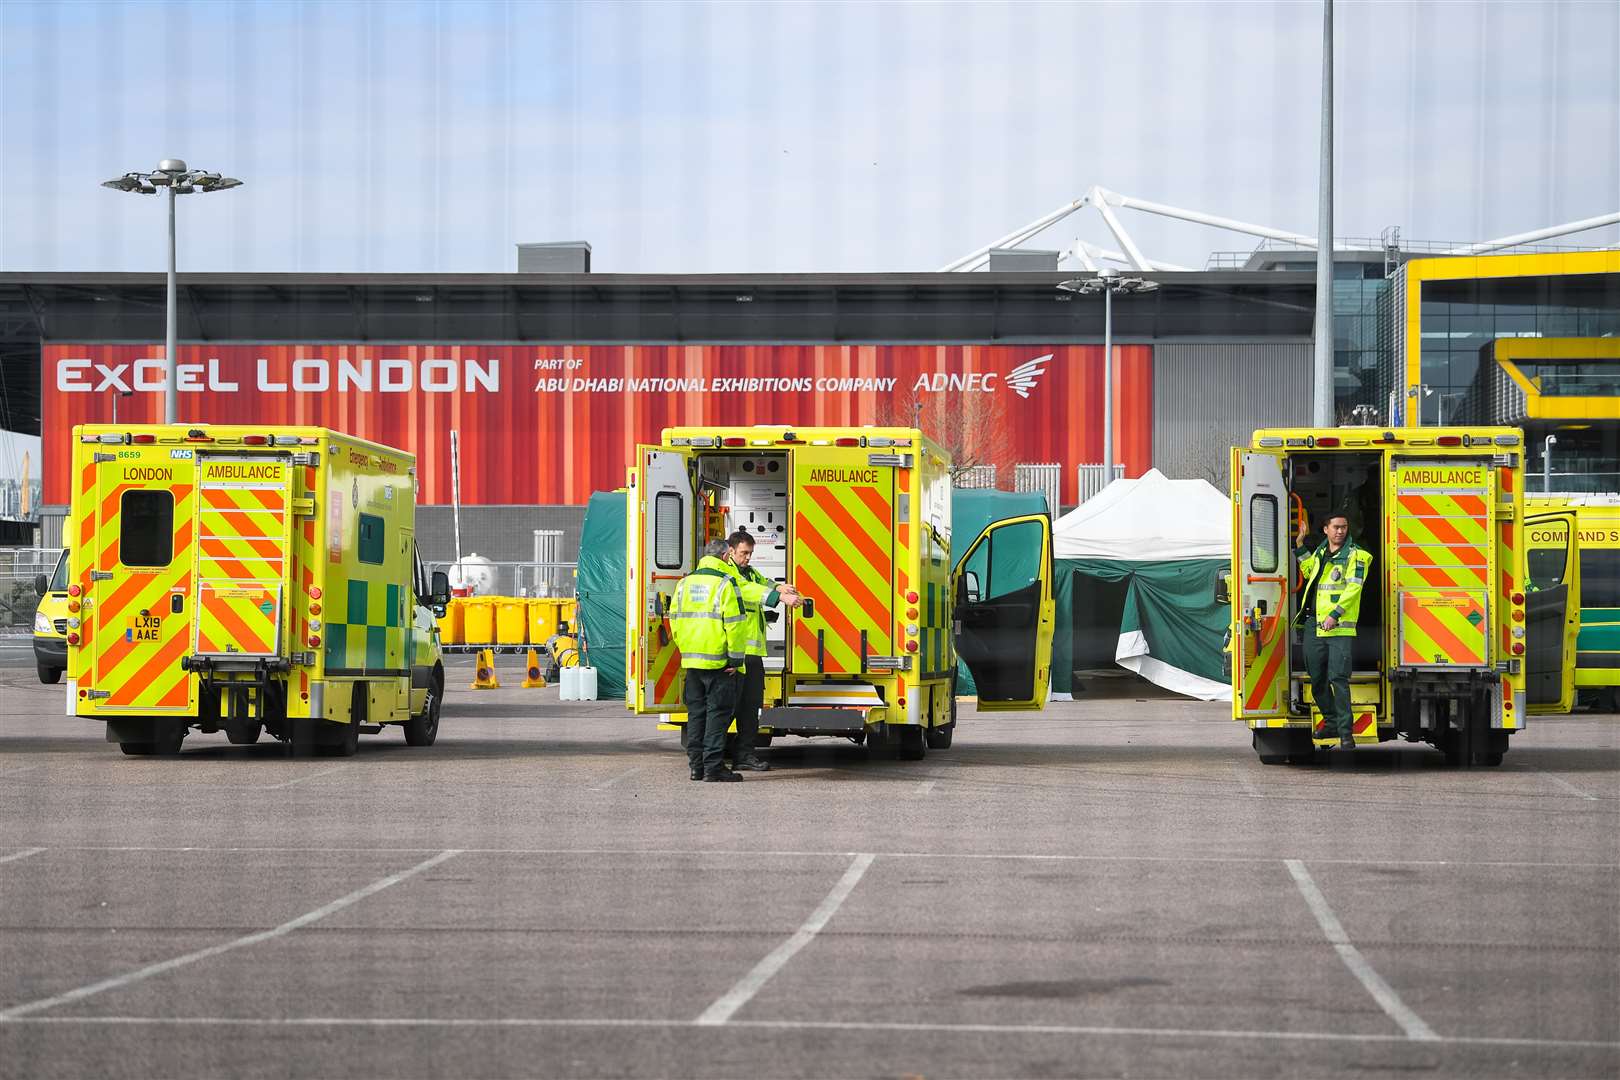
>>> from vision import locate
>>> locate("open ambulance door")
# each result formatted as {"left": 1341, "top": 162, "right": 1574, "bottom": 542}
{"left": 952, "top": 513, "right": 1054, "bottom": 711}
{"left": 627, "top": 446, "right": 696, "bottom": 713}
{"left": 1525, "top": 510, "right": 1580, "bottom": 715}
{"left": 1232, "top": 448, "right": 1291, "bottom": 724}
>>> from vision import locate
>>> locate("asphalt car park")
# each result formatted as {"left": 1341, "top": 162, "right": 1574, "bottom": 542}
{"left": 1, "top": 654, "right": 1616, "bottom": 1079}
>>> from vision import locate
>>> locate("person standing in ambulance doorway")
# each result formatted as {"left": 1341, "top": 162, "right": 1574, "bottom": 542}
{"left": 724, "top": 530, "right": 802, "bottom": 772}
{"left": 669, "top": 540, "right": 753, "bottom": 782}
{"left": 1295, "top": 511, "right": 1373, "bottom": 751}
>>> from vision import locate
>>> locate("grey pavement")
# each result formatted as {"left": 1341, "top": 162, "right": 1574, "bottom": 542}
{"left": 1, "top": 654, "right": 1617, "bottom": 1078}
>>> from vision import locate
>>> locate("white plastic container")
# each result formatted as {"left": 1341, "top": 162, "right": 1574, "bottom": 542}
{"left": 575, "top": 666, "right": 597, "bottom": 701}
{"left": 559, "top": 666, "right": 580, "bottom": 701}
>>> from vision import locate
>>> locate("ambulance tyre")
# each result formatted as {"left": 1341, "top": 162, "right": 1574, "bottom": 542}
{"left": 37, "top": 663, "right": 61, "bottom": 685}
{"left": 897, "top": 724, "right": 927, "bottom": 761}
{"left": 404, "top": 666, "right": 443, "bottom": 747}
{"left": 321, "top": 687, "right": 365, "bottom": 757}
{"left": 1252, "top": 729, "right": 1302, "bottom": 765}
{"left": 118, "top": 719, "right": 186, "bottom": 757}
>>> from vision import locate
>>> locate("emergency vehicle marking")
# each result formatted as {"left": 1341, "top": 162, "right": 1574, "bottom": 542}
{"left": 792, "top": 476, "right": 894, "bottom": 673}
{"left": 1399, "top": 591, "right": 1488, "bottom": 667}
{"left": 195, "top": 471, "right": 291, "bottom": 659}
{"left": 91, "top": 475, "right": 197, "bottom": 709}
{"left": 1243, "top": 624, "right": 1286, "bottom": 713}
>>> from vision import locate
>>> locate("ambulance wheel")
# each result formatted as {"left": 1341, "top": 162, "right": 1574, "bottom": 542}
{"left": 37, "top": 663, "right": 61, "bottom": 685}
{"left": 322, "top": 688, "right": 364, "bottom": 757}
{"left": 1252, "top": 729, "right": 1297, "bottom": 765}
{"left": 119, "top": 721, "right": 185, "bottom": 757}
{"left": 225, "top": 723, "right": 263, "bottom": 745}
{"left": 897, "top": 725, "right": 926, "bottom": 761}
{"left": 404, "top": 667, "right": 442, "bottom": 747}
{"left": 926, "top": 691, "right": 956, "bottom": 749}
{"left": 864, "top": 722, "right": 893, "bottom": 759}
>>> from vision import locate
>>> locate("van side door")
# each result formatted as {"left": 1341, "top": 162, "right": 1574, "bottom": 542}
{"left": 628, "top": 446, "right": 696, "bottom": 712}
{"left": 952, "top": 513, "right": 1055, "bottom": 710}
{"left": 1232, "top": 447, "right": 1291, "bottom": 722}
{"left": 1525, "top": 511, "right": 1580, "bottom": 714}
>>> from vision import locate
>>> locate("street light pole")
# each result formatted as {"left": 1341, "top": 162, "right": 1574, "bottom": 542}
{"left": 102, "top": 160, "right": 243, "bottom": 425}
{"left": 1103, "top": 285, "right": 1113, "bottom": 478}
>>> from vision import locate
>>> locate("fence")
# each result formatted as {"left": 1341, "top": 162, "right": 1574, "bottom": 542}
{"left": 0, "top": 547, "right": 64, "bottom": 631}
{"left": 953, "top": 465, "right": 998, "bottom": 490}
{"left": 1013, "top": 463, "right": 1062, "bottom": 515}
{"left": 426, "top": 560, "right": 579, "bottom": 599}
{"left": 1076, "top": 463, "right": 1126, "bottom": 503}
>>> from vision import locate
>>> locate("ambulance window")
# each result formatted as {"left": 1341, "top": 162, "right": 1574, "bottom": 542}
{"left": 654, "top": 492, "right": 684, "bottom": 570}
{"left": 358, "top": 513, "right": 385, "bottom": 565}
{"left": 1528, "top": 548, "right": 1566, "bottom": 592}
{"left": 986, "top": 520, "right": 1043, "bottom": 600}
{"left": 1250, "top": 495, "right": 1279, "bottom": 573}
{"left": 49, "top": 550, "right": 69, "bottom": 592}
{"left": 120, "top": 491, "right": 174, "bottom": 567}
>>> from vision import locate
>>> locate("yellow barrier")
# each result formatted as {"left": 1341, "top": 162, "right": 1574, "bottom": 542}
{"left": 495, "top": 599, "right": 528, "bottom": 645}
{"left": 436, "top": 597, "right": 466, "bottom": 645}
{"left": 463, "top": 598, "right": 497, "bottom": 644}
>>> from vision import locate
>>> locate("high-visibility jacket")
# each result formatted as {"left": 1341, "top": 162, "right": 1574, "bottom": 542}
{"left": 723, "top": 560, "right": 780, "bottom": 658}
{"left": 669, "top": 556, "right": 751, "bottom": 669}
{"left": 1294, "top": 539, "right": 1373, "bottom": 637}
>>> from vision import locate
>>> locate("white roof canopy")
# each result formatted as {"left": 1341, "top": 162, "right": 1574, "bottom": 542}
{"left": 1054, "top": 469, "right": 1231, "bottom": 561}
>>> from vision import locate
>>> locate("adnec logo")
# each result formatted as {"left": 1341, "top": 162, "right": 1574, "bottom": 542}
{"left": 1004, "top": 354, "right": 1052, "bottom": 399}
{"left": 908, "top": 354, "right": 1054, "bottom": 398}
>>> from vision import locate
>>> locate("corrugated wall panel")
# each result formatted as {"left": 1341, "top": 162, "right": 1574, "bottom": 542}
{"left": 1152, "top": 342, "right": 1311, "bottom": 487}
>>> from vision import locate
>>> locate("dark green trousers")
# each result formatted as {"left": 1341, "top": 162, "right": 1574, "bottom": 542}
{"left": 1303, "top": 623, "right": 1354, "bottom": 741}
{"left": 682, "top": 667, "right": 739, "bottom": 777}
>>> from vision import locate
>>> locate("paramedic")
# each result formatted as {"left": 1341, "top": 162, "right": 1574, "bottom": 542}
{"left": 1295, "top": 511, "right": 1373, "bottom": 751}
{"left": 669, "top": 539, "right": 751, "bottom": 782}
{"left": 724, "top": 530, "right": 802, "bottom": 771}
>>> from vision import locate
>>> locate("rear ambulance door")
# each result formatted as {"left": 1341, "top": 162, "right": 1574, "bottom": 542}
{"left": 193, "top": 453, "right": 295, "bottom": 661}
{"left": 1525, "top": 511, "right": 1580, "bottom": 714}
{"left": 1232, "top": 448, "right": 1290, "bottom": 722}
{"left": 628, "top": 446, "right": 695, "bottom": 712}
{"left": 952, "top": 513, "right": 1054, "bottom": 710}
{"left": 85, "top": 441, "right": 197, "bottom": 712}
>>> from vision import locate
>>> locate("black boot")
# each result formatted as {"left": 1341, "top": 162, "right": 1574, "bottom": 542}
{"left": 703, "top": 769, "right": 743, "bottom": 782}
{"left": 732, "top": 756, "right": 771, "bottom": 772}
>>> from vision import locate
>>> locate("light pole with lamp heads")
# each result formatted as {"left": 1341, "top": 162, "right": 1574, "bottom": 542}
{"left": 1058, "top": 269, "right": 1159, "bottom": 481}
{"left": 101, "top": 160, "right": 242, "bottom": 424}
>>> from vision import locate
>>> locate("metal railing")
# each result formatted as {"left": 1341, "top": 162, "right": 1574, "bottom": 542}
{"left": 1014, "top": 463, "right": 1062, "bottom": 515}
{"left": 426, "top": 560, "right": 579, "bottom": 599}
{"left": 1076, "top": 463, "right": 1125, "bottom": 503}
{"left": 953, "top": 466, "right": 998, "bottom": 490}
{"left": 0, "top": 547, "right": 64, "bottom": 630}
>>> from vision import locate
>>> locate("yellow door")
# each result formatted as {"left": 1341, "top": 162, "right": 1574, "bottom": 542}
{"left": 628, "top": 445, "right": 695, "bottom": 713}
{"left": 1525, "top": 511, "right": 1580, "bottom": 714}
{"left": 87, "top": 445, "right": 197, "bottom": 712}
{"left": 1231, "top": 447, "right": 1291, "bottom": 724}
{"left": 951, "top": 513, "right": 1055, "bottom": 711}
{"left": 193, "top": 453, "right": 294, "bottom": 659}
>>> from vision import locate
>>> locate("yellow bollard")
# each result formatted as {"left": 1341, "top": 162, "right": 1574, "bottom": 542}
{"left": 471, "top": 648, "right": 501, "bottom": 690}
{"left": 521, "top": 647, "right": 547, "bottom": 688}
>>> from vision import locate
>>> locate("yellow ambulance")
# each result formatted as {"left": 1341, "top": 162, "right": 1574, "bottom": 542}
{"left": 32, "top": 549, "right": 70, "bottom": 684}
{"left": 1527, "top": 494, "right": 1620, "bottom": 711}
{"left": 65, "top": 424, "right": 450, "bottom": 756}
{"left": 1228, "top": 426, "right": 1579, "bottom": 766}
{"left": 626, "top": 426, "right": 1056, "bottom": 759}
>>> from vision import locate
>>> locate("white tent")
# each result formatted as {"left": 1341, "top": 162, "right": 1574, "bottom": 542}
{"left": 1054, "top": 469, "right": 1230, "bottom": 561}
{"left": 1052, "top": 469, "right": 1233, "bottom": 701}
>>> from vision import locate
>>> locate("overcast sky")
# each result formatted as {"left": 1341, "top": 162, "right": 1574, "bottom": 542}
{"left": 1, "top": 0, "right": 1616, "bottom": 275}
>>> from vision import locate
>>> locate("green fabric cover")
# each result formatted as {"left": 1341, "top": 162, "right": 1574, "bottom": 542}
{"left": 575, "top": 490, "right": 628, "bottom": 699}
{"left": 1052, "top": 558, "right": 1228, "bottom": 693}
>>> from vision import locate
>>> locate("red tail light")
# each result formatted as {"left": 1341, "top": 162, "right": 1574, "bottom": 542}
{"left": 835, "top": 437, "right": 861, "bottom": 447}
{"left": 905, "top": 640, "right": 919, "bottom": 653}
{"left": 308, "top": 586, "right": 322, "bottom": 600}
{"left": 1512, "top": 641, "right": 1525, "bottom": 655}
{"left": 130, "top": 433, "right": 156, "bottom": 444}
{"left": 67, "top": 632, "right": 80, "bottom": 645}
{"left": 1314, "top": 436, "right": 1340, "bottom": 447}
{"left": 1437, "top": 436, "right": 1463, "bottom": 447}
{"left": 905, "top": 591, "right": 918, "bottom": 604}
{"left": 1511, "top": 592, "right": 1525, "bottom": 605}
{"left": 722, "top": 438, "right": 747, "bottom": 447}
{"left": 242, "top": 434, "right": 269, "bottom": 446}
{"left": 68, "top": 584, "right": 81, "bottom": 597}
{"left": 307, "top": 634, "right": 321, "bottom": 648}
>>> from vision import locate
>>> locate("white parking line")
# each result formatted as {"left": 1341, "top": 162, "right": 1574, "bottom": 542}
{"left": 590, "top": 766, "right": 646, "bottom": 791}
{"left": 913, "top": 780, "right": 938, "bottom": 796}
{"left": 0, "top": 763, "right": 43, "bottom": 779}
{"left": 696, "top": 852, "right": 875, "bottom": 1025}
{"left": 4, "top": 1014, "right": 1615, "bottom": 1051}
{"left": 1524, "top": 765, "right": 1599, "bottom": 802}
{"left": 1230, "top": 765, "right": 1263, "bottom": 799}
{"left": 260, "top": 765, "right": 350, "bottom": 790}
{"left": 1285, "top": 859, "right": 1439, "bottom": 1042}
{"left": 0, "top": 849, "right": 461, "bottom": 1021}
{"left": 0, "top": 847, "right": 45, "bottom": 866}
{"left": 6, "top": 844, "right": 1616, "bottom": 870}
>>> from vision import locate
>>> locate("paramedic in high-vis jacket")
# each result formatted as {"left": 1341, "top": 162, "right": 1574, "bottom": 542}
{"left": 669, "top": 540, "right": 753, "bottom": 782}
{"left": 724, "top": 530, "right": 802, "bottom": 772}
{"left": 1295, "top": 511, "right": 1374, "bottom": 750}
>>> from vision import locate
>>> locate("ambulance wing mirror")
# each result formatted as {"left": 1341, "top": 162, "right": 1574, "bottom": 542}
{"left": 1213, "top": 570, "right": 1230, "bottom": 606}
{"left": 34, "top": 573, "right": 48, "bottom": 597}
{"left": 429, "top": 571, "right": 451, "bottom": 616}
{"left": 962, "top": 571, "right": 981, "bottom": 605}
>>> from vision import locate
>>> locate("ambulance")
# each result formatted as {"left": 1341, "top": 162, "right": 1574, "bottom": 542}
{"left": 32, "top": 549, "right": 70, "bottom": 684}
{"left": 626, "top": 426, "right": 1056, "bottom": 759}
{"left": 1227, "top": 426, "right": 1580, "bottom": 766}
{"left": 1526, "top": 493, "right": 1620, "bottom": 711}
{"left": 65, "top": 424, "right": 450, "bottom": 756}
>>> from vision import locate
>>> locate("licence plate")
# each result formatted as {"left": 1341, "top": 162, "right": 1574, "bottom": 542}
{"left": 127, "top": 614, "right": 162, "bottom": 642}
